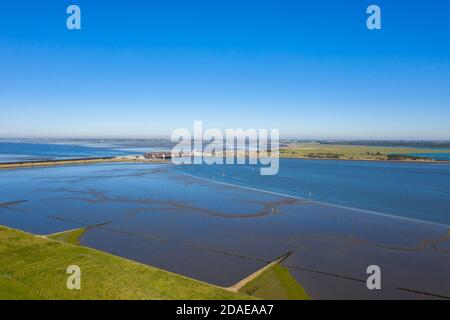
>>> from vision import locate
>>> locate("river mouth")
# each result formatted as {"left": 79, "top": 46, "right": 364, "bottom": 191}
{"left": 0, "top": 162, "right": 449, "bottom": 299}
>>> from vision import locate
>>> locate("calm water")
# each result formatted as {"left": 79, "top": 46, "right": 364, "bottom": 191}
{"left": 176, "top": 159, "right": 450, "bottom": 225}
{"left": 0, "top": 142, "right": 139, "bottom": 162}
{"left": 0, "top": 162, "right": 449, "bottom": 299}
{"left": 408, "top": 153, "right": 450, "bottom": 161}
{"left": 2, "top": 141, "right": 449, "bottom": 225}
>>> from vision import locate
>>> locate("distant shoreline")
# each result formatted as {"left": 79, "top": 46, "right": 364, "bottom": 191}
{"left": 1, "top": 154, "right": 449, "bottom": 171}
{"left": 0, "top": 156, "right": 169, "bottom": 170}
{"left": 279, "top": 155, "right": 450, "bottom": 164}
{"left": 280, "top": 144, "right": 450, "bottom": 164}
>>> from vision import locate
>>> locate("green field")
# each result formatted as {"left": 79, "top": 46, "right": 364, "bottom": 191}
{"left": 238, "top": 263, "right": 310, "bottom": 300}
{"left": 280, "top": 144, "right": 450, "bottom": 161}
{"left": 48, "top": 228, "right": 310, "bottom": 300}
{"left": 0, "top": 226, "right": 251, "bottom": 300}
{"left": 0, "top": 226, "right": 311, "bottom": 300}
{"left": 0, "top": 276, "right": 43, "bottom": 300}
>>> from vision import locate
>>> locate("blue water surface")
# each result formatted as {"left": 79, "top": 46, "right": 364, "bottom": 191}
{"left": 407, "top": 153, "right": 450, "bottom": 161}
{"left": 175, "top": 159, "right": 450, "bottom": 225}
{"left": 0, "top": 142, "right": 138, "bottom": 162}
{"left": 1, "top": 142, "right": 449, "bottom": 225}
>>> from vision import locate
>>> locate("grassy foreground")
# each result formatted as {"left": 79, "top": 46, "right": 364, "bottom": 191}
{"left": 0, "top": 226, "right": 250, "bottom": 300}
{"left": 47, "top": 228, "right": 310, "bottom": 300}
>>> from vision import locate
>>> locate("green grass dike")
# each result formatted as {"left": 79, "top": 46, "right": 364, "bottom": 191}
{"left": 0, "top": 226, "right": 252, "bottom": 300}
{"left": 0, "top": 225, "right": 310, "bottom": 300}
{"left": 237, "top": 263, "right": 310, "bottom": 300}
{"left": 47, "top": 227, "right": 86, "bottom": 245}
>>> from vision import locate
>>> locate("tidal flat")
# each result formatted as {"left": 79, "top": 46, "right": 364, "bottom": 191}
{"left": 0, "top": 162, "right": 449, "bottom": 299}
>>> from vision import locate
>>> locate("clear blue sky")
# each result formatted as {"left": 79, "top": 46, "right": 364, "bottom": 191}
{"left": 0, "top": 0, "right": 449, "bottom": 139}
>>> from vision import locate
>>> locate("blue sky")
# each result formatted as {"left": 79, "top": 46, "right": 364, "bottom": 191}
{"left": 0, "top": 0, "right": 449, "bottom": 139}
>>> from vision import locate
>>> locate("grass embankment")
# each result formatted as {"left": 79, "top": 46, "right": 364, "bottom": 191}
{"left": 0, "top": 157, "right": 119, "bottom": 170}
{"left": 47, "top": 228, "right": 86, "bottom": 245}
{"left": 236, "top": 263, "right": 310, "bottom": 300}
{"left": 0, "top": 277, "right": 43, "bottom": 300}
{"left": 0, "top": 226, "right": 250, "bottom": 300}
{"left": 47, "top": 228, "right": 310, "bottom": 300}
{"left": 0, "top": 156, "right": 169, "bottom": 170}
{"left": 280, "top": 144, "right": 450, "bottom": 162}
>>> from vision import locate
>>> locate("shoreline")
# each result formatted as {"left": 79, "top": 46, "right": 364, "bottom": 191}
{"left": 0, "top": 156, "right": 169, "bottom": 170}
{"left": 279, "top": 144, "right": 450, "bottom": 164}
{"left": 1, "top": 154, "right": 448, "bottom": 171}
{"left": 279, "top": 155, "right": 450, "bottom": 164}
